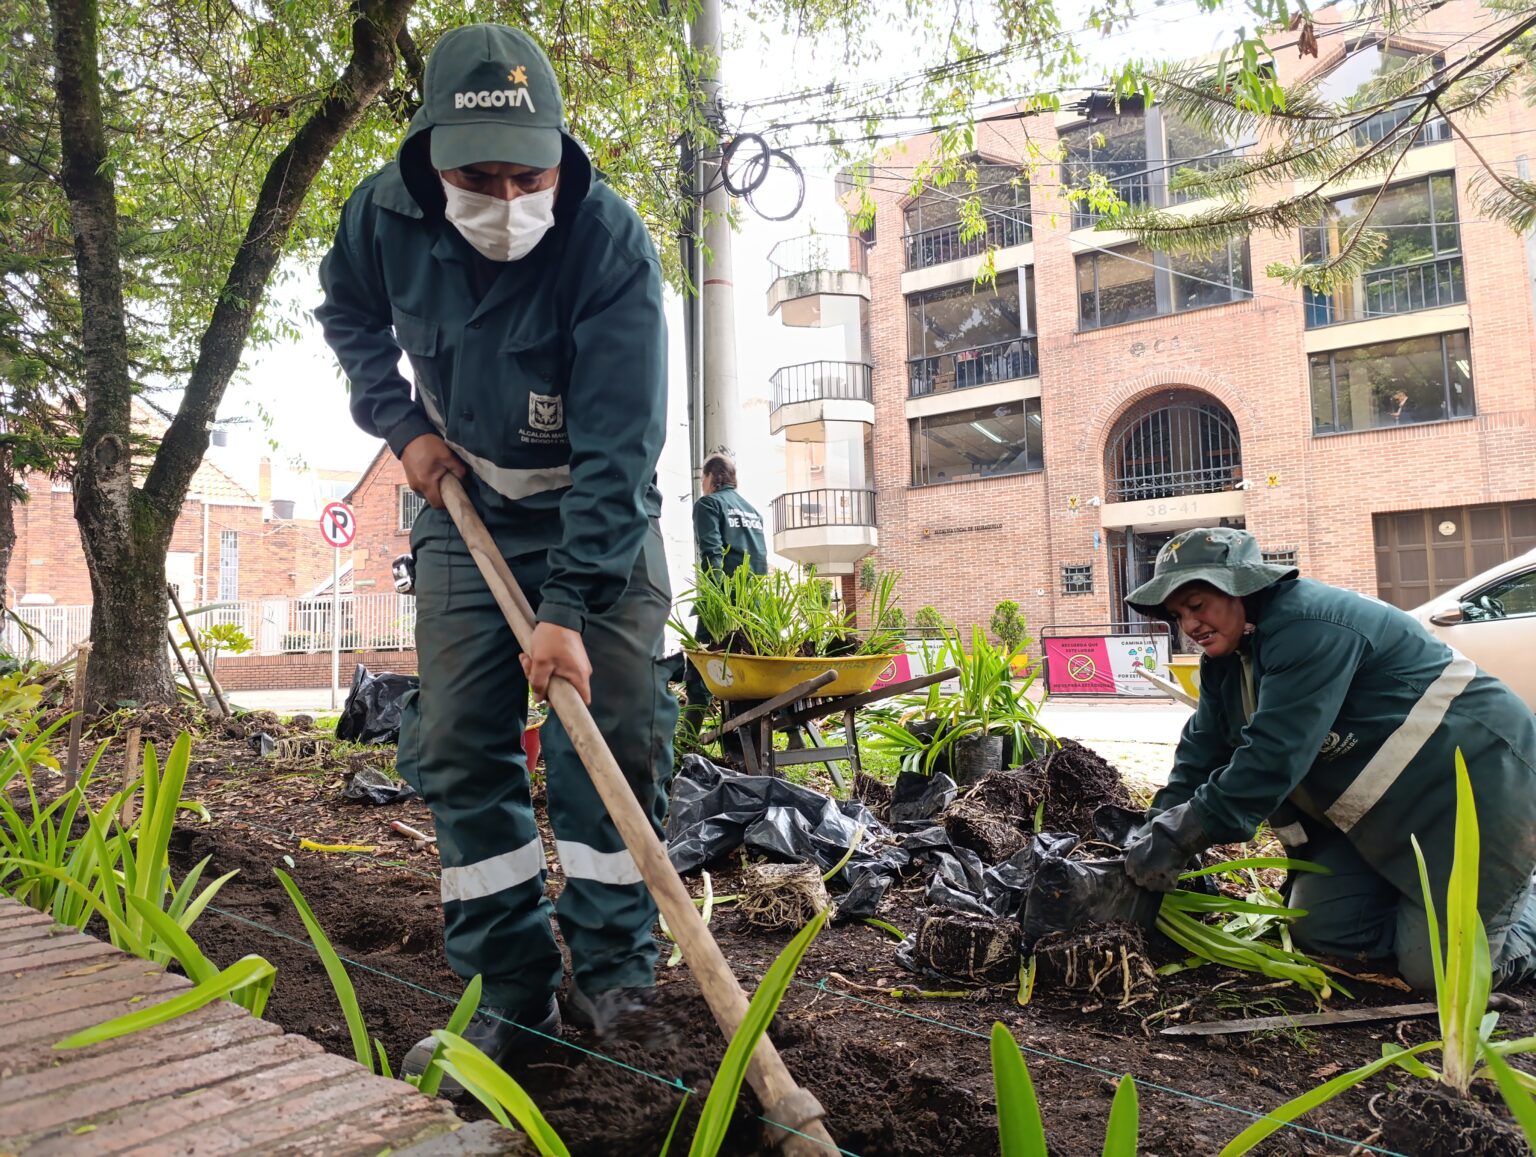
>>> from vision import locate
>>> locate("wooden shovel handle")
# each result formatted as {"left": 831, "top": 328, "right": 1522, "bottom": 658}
{"left": 437, "top": 476, "right": 833, "bottom": 1154}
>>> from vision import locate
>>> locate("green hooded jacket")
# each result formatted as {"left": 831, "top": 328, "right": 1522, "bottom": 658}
{"left": 693, "top": 485, "right": 767, "bottom": 577}
{"left": 316, "top": 123, "right": 666, "bottom": 634}
{"left": 1154, "top": 578, "right": 1536, "bottom": 915}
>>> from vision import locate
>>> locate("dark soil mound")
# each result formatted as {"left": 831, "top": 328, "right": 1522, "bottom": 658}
{"left": 1377, "top": 1084, "right": 1528, "bottom": 1156}
{"left": 1020, "top": 739, "right": 1133, "bottom": 833}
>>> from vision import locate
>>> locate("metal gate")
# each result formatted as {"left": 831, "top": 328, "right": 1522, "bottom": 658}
{"left": 1106, "top": 392, "right": 1242, "bottom": 502}
{"left": 1374, "top": 501, "right": 1536, "bottom": 609}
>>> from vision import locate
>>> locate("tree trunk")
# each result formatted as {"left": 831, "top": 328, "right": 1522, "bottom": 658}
{"left": 46, "top": 0, "right": 414, "bottom": 709}
{"left": 0, "top": 451, "right": 16, "bottom": 610}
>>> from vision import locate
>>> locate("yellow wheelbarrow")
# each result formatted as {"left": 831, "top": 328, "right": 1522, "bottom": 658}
{"left": 1140, "top": 653, "right": 1201, "bottom": 708}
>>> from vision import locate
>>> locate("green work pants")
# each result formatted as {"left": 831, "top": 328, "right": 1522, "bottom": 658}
{"left": 397, "top": 507, "right": 678, "bottom": 1011}
{"left": 1287, "top": 825, "right": 1536, "bottom": 991}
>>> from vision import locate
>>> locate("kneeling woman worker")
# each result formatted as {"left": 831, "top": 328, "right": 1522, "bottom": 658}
{"left": 1123, "top": 527, "right": 1536, "bottom": 990}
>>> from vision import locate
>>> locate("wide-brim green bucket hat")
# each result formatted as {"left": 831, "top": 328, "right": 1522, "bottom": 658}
{"left": 1125, "top": 527, "right": 1298, "bottom": 616}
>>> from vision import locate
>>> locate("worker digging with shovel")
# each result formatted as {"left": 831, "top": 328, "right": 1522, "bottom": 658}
{"left": 317, "top": 23, "right": 678, "bottom": 1079}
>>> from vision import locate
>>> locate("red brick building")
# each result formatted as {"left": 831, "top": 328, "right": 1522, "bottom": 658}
{"left": 345, "top": 446, "right": 419, "bottom": 595}
{"left": 765, "top": 0, "right": 1536, "bottom": 643}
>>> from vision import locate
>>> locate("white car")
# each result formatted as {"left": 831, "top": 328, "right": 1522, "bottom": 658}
{"left": 1411, "top": 548, "right": 1536, "bottom": 710}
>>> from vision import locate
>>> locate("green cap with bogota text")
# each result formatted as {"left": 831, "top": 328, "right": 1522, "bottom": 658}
{"left": 421, "top": 25, "right": 564, "bottom": 172}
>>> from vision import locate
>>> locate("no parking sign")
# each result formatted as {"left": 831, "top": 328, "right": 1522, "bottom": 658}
{"left": 319, "top": 501, "right": 357, "bottom": 549}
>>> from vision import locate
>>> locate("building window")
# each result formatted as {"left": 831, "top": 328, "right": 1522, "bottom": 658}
{"left": 1062, "top": 564, "right": 1094, "bottom": 595}
{"left": 906, "top": 270, "right": 1037, "bottom": 397}
{"left": 1302, "top": 175, "right": 1463, "bottom": 327}
{"left": 398, "top": 486, "right": 426, "bottom": 532}
{"left": 1076, "top": 241, "right": 1251, "bottom": 331}
{"left": 1262, "top": 548, "right": 1299, "bottom": 569}
{"left": 1059, "top": 102, "right": 1248, "bottom": 227}
{"left": 1309, "top": 331, "right": 1473, "bottom": 435}
{"left": 1315, "top": 39, "right": 1450, "bottom": 149}
{"left": 217, "top": 530, "right": 239, "bottom": 600}
{"left": 910, "top": 398, "right": 1043, "bottom": 486}
{"left": 903, "top": 160, "right": 1030, "bottom": 270}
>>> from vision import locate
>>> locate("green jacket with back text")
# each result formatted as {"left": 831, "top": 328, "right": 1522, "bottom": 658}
{"left": 693, "top": 485, "right": 767, "bottom": 577}
{"left": 315, "top": 123, "right": 666, "bottom": 634}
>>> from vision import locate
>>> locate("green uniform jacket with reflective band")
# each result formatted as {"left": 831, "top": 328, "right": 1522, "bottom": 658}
{"left": 1152, "top": 578, "right": 1536, "bottom": 915}
{"left": 693, "top": 486, "right": 767, "bottom": 576}
{"left": 316, "top": 128, "right": 666, "bottom": 634}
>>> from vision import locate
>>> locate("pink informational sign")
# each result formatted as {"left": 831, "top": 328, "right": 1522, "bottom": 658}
{"left": 871, "top": 652, "right": 912, "bottom": 690}
{"left": 1042, "top": 626, "right": 1172, "bottom": 697}
{"left": 1043, "top": 636, "right": 1116, "bottom": 695}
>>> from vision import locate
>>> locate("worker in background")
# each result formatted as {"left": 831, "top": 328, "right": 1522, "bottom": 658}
{"left": 682, "top": 453, "right": 768, "bottom": 739}
{"left": 316, "top": 23, "right": 677, "bottom": 1082}
{"left": 1122, "top": 527, "right": 1536, "bottom": 991}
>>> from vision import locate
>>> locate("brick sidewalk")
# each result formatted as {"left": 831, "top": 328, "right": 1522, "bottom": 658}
{"left": 0, "top": 900, "right": 524, "bottom": 1156}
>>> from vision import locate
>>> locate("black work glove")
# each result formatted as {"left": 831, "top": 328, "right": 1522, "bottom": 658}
{"left": 1124, "top": 801, "right": 1211, "bottom": 893}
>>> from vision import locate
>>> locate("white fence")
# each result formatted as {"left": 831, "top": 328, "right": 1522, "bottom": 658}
{"left": 3, "top": 593, "right": 419, "bottom": 664}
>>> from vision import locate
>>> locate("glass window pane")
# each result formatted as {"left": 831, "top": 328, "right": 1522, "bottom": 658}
{"left": 1446, "top": 331, "right": 1474, "bottom": 418}
{"left": 910, "top": 399, "right": 1042, "bottom": 485}
{"left": 1169, "top": 242, "right": 1251, "bottom": 311}
{"left": 1324, "top": 333, "right": 1472, "bottom": 432}
{"left": 1309, "top": 355, "right": 1337, "bottom": 433}
{"left": 1088, "top": 246, "right": 1158, "bottom": 328}
{"left": 1076, "top": 255, "right": 1097, "bottom": 327}
{"left": 906, "top": 273, "right": 1020, "bottom": 357}
{"left": 1431, "top": 174, "right": 1459, "bottom": 253}
{"left": 1061, "top": 111, "right": 1150, "bottom": 219}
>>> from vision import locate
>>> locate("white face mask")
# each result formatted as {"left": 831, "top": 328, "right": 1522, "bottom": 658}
{"left": 440, "top": 178, "right": 556, "bottom": 262}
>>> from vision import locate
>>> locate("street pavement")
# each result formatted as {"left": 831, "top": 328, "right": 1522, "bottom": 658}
{"left": 231, "top": 687, "right": 1189, "bottom": 788}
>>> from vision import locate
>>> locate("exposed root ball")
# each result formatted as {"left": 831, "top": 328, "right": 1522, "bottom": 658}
{"left": 1019, "top": 740, "right": 1133, "bottom": 834}
{"left": 739, "top": 862, "right": 829, "bottom": 931}
{"left": 944, "top": 800, "right": 1030, "bottom": 863}
{"left": 1032, "top": 922, "right": 1158, "bottom": 1009}
{"left": 913, "top": 911, "right": 1019, "bottom": 984}
{"left": 854, "top": 771, "right": 893, "bottom": 820}
{"left": 1377, "top": 1085, "right": 1527, "bottom": 1157}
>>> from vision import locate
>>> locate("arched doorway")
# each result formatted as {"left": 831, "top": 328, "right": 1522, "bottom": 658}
{"left": 1103, "top": 390, "right": 1244, "bottom": 631}
{"left": 1106, "top": 389, "right": 1242, "bottom": 502}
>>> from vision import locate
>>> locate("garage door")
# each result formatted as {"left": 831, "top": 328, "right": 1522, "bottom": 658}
{"left": 1374, "top": 501, "right": 1536, "bottom": 609}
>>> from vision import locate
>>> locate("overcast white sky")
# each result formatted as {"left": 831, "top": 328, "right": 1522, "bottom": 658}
{"left": 225, "top": 0, "right": 1253, "bottom": 586}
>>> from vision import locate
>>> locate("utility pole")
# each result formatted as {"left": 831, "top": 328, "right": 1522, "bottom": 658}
{"left": 689, "top": 0, "right": 740, "bottom": 471}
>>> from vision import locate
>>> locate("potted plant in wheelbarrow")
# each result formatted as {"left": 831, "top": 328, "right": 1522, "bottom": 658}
{"left": 673, "top": 566, "right": 906, "bottom": 701}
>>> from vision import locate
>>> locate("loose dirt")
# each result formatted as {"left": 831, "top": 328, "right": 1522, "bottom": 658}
{"left": 43, "top": 709, "right": 1536, "bottom": 1156}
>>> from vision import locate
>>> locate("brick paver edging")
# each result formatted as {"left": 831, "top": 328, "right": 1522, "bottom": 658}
{"left": 0, "top": 899, "right": 527, "bottom": 1156}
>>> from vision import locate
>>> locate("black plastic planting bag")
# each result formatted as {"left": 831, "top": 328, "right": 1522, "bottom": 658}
{"left": 336, "top": 664, "right": 418, "bottom": 745}
{"left": 666, "top": 755, "right": 903, "bottom": 886}
{"left": 342, "top": 764, "right": 420, "bottom": 805}
{"left": 1019, "top": 846, "right": 1163, "bottom": 950}
{"left": 889, "top": 770, "right": 958, "bottom": 823}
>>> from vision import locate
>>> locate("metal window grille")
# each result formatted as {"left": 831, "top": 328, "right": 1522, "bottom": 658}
{"left": 1106, "top": 393, "right": 1242, "bottom": 502}
{"left": 398, "top": 486, "right": 426, "bottom": 531}
{"left": 1262, "top": 548, "right": 1299, "bottom": 568}
{"left": 1062, "top": 564, "right": 1094, "bottom": 595}
{"left": 217, "top": 530, "right": 239, "bottom": 600}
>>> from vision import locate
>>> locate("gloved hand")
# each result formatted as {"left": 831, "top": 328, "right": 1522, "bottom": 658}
{"left": 1124, "top": 801, "right": 1211, "bottom": 892}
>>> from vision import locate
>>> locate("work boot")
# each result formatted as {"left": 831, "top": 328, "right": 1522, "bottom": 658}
{"left": 566, "top": 984, "right": 679, "bottom": 1051}
{"left": 401, "top": 994, "right": 560, "bottom": 1097}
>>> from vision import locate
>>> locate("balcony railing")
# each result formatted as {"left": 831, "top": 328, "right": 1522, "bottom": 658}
{"left": 1356, "top": 106, "right": 1452, "bottom": 149}
{"left": 1108, "top": 464, "right": 1239, "bottom": 503}
{"left": 908, "top": 337, "right": 1038, "bottom": 398}
{"left": 1165, "top": 145, "right": 1246, "bottom": 206}
{"left": 903, "top": 210, "right": 1031, "bottom": 271}
{"left": 769, "top": 361, "right": 872, "bottom": 414}
{"left": 1304, "top": 254, "right": 1466, "bottom": 328}
{"left": 1070, "top": 170, "right": 1152, "bottom": 229}
{"left": 772, "top": 488, "right": 877, "bottom": 534}
{"left": 767, "top": 234, "right": 868, "bottom": 280}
